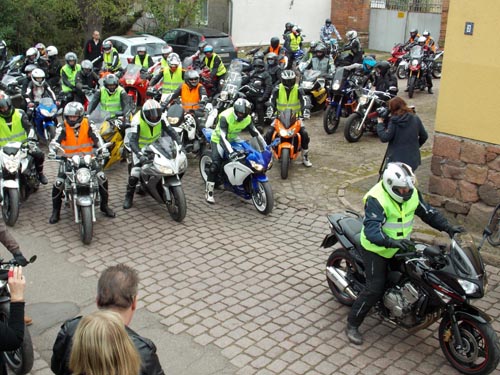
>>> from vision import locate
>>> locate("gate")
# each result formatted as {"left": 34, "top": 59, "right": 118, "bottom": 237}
{"left": 369, "top": 0, "right": 443, "bottom": 52}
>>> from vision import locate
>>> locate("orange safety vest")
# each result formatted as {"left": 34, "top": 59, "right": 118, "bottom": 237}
{"left": 181, "top": 83, "right": 201, "bottom": 111}
{"left": 61, "top": 118, "right": 94, "bottom": 156}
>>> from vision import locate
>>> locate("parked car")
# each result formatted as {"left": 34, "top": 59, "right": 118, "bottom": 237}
{"left": 104, "top": 34, "right": 167, "bottom": 68}
{"left": 161, "top": 27, "right": 238, "bottom": 66}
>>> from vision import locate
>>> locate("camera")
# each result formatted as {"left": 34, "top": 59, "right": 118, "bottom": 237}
{"left": 376, "top": 106, "right": 390, "bottom": 119}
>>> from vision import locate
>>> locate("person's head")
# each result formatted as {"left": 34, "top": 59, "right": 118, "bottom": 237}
{"left": 63, "top": 102, "right": 85, "bottom": 128}
{"left": 103, "top": 40, "right": 113, "bottom": 54}
{"left": 103, "top": 74, "right": 119, "bottom": 95}
{"left": 362, "top": 55, "right": 376, "bottom": 73}
{"left": 315, "top": 43, "right": 326, "bottom": 58}
{"left": 26, "top": 47, "right": 39, "bottom": 62}
{"left": 69, "top": 310, "right": 141, "bottom": 375}
{"left": 0, "top": 91, "right": 13, "bottom": 119}
{"left": 167, "top": 53, "right": 181, "bottom": 71}
{"left": 185, "top": 69, "right": 200, "bottom": 88}
{"left": 96, "top": 264, "right": 139, "bottom": 310}
{"left": 233, "top": 98, "right": 252, "bottom": 122}
{"left": 417, "top": 36, "right": 426, "bottom": 47}
{"left": 137, "top": 46, "right": 147, "bottom": 57}
{"left": 46, "top": 45, "right": 58, "bottom": 58}
{"left": 292, "top": 26, "right": 301, "bottom": 36}
{"left": 266, "top": 52, "right": 278, "bottom": 67}
{"left": 280, "top": 69, "right": 296, "bottom": 88}
{"left": 252, "top": 58, "right": 265, "bottom": 73}
{"left": 309, "top": 40, "right": 319, "bottom": 53}
{"left": 35, "top": 42, "right": 46, "bottom": 56}
{"left": 285, "top": 22, "right": 293, "bottom": 31}
{"left": 81, "top": 60, "right": 93, "bottom": 77}
{"left": 31, "top": 68, "right": 46, "bottom": 87}
{"left": 410, "top": 28, "right": 418, "bottom": 39}
{"left": 346, "top": 30, "right": 358, "bottom": 41}
{"left": 382, "top": 162, "right": 416, "bottom": 203}
{"left": 325, "top": 18, "right": 332, "bottom": 26}
{"left": 203, "top": 45, "right": 214, "bottom": 58}
{"left": 422, "top": 30, "right": 430, "bottom": 38}
{"left": 388, "top": 96, "right": 413, "bottom": 116}
{"left": 161, "top": 45, "right": 173, "bottom": 59}
{"left": 92, "top": 30, "right": 100, "bottom": 40}
{"left": 270, "top": 37, "right": 280, "bottom": 49}
{"left": 65, "top": 52, "right": 77, "bottom": 67}
{"left": 24, "top": 64, "right": 37, "bottom": 77}
{"left": 374, "top": 60, "right": 390, "bottom": 77}
{"left": 198, "top": 41, "right": 208, "bottom": 53}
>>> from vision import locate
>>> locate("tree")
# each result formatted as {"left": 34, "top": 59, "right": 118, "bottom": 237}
{"left": 141, "top": 0, "right": 203, "bottom": 35}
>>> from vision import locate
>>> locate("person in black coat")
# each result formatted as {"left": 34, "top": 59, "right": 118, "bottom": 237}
{"left": 377, "top": 96, "right": 428, "bottom": 171}
{"left": 83, "top": 30, "right": 102, "bottom": 69}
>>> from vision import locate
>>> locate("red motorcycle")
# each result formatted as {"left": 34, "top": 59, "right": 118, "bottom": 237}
{"left": 119, "top": 63, "right": 162, "bottom": 108}
{"left": 387, "top": 43, "right": 407, "bottom": 75}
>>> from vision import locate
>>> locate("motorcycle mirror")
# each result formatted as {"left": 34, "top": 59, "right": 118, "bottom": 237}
{"left": 423, "top": 246, "right": 441, "bottom": 258}
{"left": 28, "top": 255, "right": 37, "bottom": 264}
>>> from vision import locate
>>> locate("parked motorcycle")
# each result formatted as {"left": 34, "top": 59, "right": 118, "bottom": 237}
{"left": 32, "top": 97, "right": 58, "bottom": 143}
{"left": 406, "top": 44, "right": 433, "bottom": 99}
{"left": 0, "top": 73, "right": 25, "bottom": 110}
{"left": 432, "top": 49, "right": 444, "bottom": 79}
{"left": 299, "top": 69, "right": 328, "bottom": 112}
{"left": 139, "top": 137, "right": 188, "bottom": 222}
{"left": 343, "top": 88, "right": 393, "bottom": 143}
{"left": 323, "top": 65, "right": 363, "bottom": 134}
{"left": 0, "top": 140, "right": 40, "bottom": 226}
{"left": 321, "top": 210, "right": 500, "bottom": 375}
{"left": 0, "top": 255, "right": 37, "bottom": 375}
{"left": 119, "top": 63, "right": 161, "bottom": 109}
{"left": 387, "top": 43, "right": 407, "bottom": 76}
{"left": 0, "top": 55, "right": 23, "bottom": 80}
{"left": 213, "top": 60, "right": 244, "bottom": 113}
{"left": 199, "top": 128, "right": 274, "bottom": 215}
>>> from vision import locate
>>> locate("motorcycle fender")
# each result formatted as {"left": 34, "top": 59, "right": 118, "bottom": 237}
{"left": 453, "top": 305, "right": 492, "bottom": 324}
{"left": 3, "top": 180, "right": 18, "bottom": 189}
{"left": 252, "top": 174, "right": 269, "bottom": 184}
{"left": 321, "top": 233, "right": 338, "bottom": 248}
{"left": 162, "top": 175, "right": 181, "bottom": 187}
{"left": 76, "top": 196, "right": 93, "bottom": 207}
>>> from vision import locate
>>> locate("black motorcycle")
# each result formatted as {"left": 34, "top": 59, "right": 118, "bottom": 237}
{"left": 321, "top": 210, "right": 500, "bottom": 375}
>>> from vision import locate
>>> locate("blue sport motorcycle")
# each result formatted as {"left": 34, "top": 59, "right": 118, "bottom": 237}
{"left": 32, "top": 97, "right": 58, "bottom": 143}
{"left": 199, "top": 128, "right": 274, "bottom": 215}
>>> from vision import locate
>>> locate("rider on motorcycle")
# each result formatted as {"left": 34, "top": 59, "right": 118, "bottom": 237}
{"left": 48, "top": 102, "right": 115, "bottom": 223}
{"left": 21, "top": 47, "right": 48, "bottom": 75}
{"left": 75, "top": 60, "right": 99, "bottom": 91}
{"left": 159, "top": 45, "right": 174, "bottom": 69}
{"left": 188, "top": 41, "right": 208, "bottom": 70}
{"left": 0, "top": 91, "right": 48, "bottom": 184}
{"left": 266, "top": 70, "right": 312, "bottom": 167}
{"left": 302, "top": 43, "right": 334, "bottom": 75}
{"left": 46, "top": 46, "right": 62, "bottom": 89}
{"left": 422, "top": 30, "right": 437, "bottom": 53}
{"left": 263, "top": 37, "right": 287, "bottom": 66}
{"left": 244, "top": 58, "right": 272, "bottom": 128}
{"left": 341, "top": 30, "right": 363, "bottom": 65}
{"left": 205, "top": 98, "right": 266, "bottom": 204}
{"left": 24, "top": 68, "right": 57, "bottom": 118}
{"left": 169, "top": 70, "right": 208, "bottom": 114}
{"left": 133, "top": 46, "right": 153, "bottom": 70}
{"left": 320, "top": 18, "right": 342, "bottom": 44}
{"left": 265, "top": 53, "right": 283, "bottom": 86}
{"left": 371, "top": 61, "right": 398, "bottom": 92}
{"left": 414, "top": 36, "right": 434, "bottom": 94}
{"left": 284, "top": 26, "right": 303, "bottom": 68}
{"left": 60, "top": 52, "right": 82, "bottom": 104}
{"left": 404, "top": 28, "right": 420, "bottom": 49}
{"left": 303, "top": 40, "right": 319, "bottom": 62}
{"left": 97, "top": 40, "right": 122, "bottom": 77}
{"left": 345, "top": 162, "right": 465, "bottom": 345}
{"left": 87, "top": 74, "right": 132, "bottom": 117}
{"left": 149, "top": 53, "right": 183, "bottom": 95}
{"left": 202, "top": 45, "right": 226, "bottom": 94}
{"left": 123, "top": 99, "right": 180, "bottom": 209}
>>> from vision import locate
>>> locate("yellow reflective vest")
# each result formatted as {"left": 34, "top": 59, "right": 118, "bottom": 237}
{"left": 0, "top": 110, "right": 27, "bottom": 147}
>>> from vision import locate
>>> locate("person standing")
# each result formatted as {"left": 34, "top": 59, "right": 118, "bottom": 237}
{"left": 376, "top": 96, "right": 428, "bottom": 171}
{"left": 83, "top": 30, "right": 102, "bottom": 69}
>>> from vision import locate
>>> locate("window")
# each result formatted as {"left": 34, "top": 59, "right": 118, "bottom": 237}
{"left": 175, "top": 31, "right": 189, "bottom": 45}
{"left": 163, "top": 30, "right": 177, "bottom": 44}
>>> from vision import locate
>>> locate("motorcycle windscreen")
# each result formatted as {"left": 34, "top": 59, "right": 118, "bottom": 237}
{"left": 303, "top": 69, "right": 321, "bottom": 82}
{"left": 449, "top": 233, "right": 485, "bottom": 280}
{"left": 409, "top": 45, "right": 424, "bottom": 59}
{"left": 122, "top": 64, "right": 142, "bottom": 81}
{"left": 151, "top": 137, "right": 177, "bottom": 160}
{"left": 38, "top": 97, "right": 57, "bottom": 115}
{"left": 88, "top": 108, "right": 112, "bottom": 130}
{"left": 278, "top": 109, "right": 297, "bottom": 130}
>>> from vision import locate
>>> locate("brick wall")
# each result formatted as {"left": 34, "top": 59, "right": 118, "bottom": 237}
{"left": 439, "top": 0, "right": 450, "bottom": 48}
{"left": 331, "top": 0, "right": 371, "bottom": 46}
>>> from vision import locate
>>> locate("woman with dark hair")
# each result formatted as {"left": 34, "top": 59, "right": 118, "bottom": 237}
{"left": 377, "top": 96, "right": 428, "bottom": 171}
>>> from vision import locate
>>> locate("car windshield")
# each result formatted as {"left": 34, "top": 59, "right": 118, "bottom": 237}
{"left": 206, "top": 37, "right": 232, "bottom": 48}
{"left": 131, "top": 43, "right": 166, "bottom": 56}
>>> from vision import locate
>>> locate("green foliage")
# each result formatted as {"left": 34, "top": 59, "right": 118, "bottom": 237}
{"left": 142, "top": 0, "right": 203, "bottom": 35}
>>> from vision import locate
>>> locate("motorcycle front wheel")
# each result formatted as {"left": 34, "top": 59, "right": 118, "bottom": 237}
{"left": 326, "top": 249, "right": 358, "bottom": 306}
{"left": 408, "top": 75, "right": 417, "bottom": 99}
{"left": 79, "top": 206, "right": 93, "bottom": 245}
{"left": 165, "top": 185, "right": 187, "bottom": 222}
{"left": 251, "top": 180, "right": 273, "bottom": 215}
{"left": 323, "top": 106, "right": 340, "bottom": 134}
{"left": 2, "top": 188, "right": 20, "bottom": 227}
{"left": 280, "top": 148, "right": 290, "bottom": 180}
{"left": 344, "top": 113, "right": 364, "bottom": 143}
{"left": 2, "top": 327, "right": 34, "bottom": 375}
{"left": 439, "top": 315, "right": 500, "bottom": 375}
{"left": 432, "top": 62, "right": 442, "bottom": 79}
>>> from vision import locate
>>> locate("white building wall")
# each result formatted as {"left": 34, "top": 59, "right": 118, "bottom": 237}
{"left": 230, "top": 0, "right": 331, "bottom": 46}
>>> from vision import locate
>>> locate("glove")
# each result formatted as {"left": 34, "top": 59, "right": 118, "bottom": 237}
{"left": 102, "top": 149, "right": 110, "bottom": 159}
{"left": 266, "top": 106, "right": 274, "bottom": 118}
{"left": 388, "top": 239, "right": 415, "bottom": 252}
{"left": 139, "top": 153, "right": 149, "bottom": 165}
{"left": 13, "top": 252, "right": 28, "bottom": 266}
{"left": 446, "top": 225, "right": 466, "bottom": 238}
{"left": 228, "top": 151, "right": 238, "bottom": 161}
{"left": 303, "top": 109, "right": 311, "bottom": 119}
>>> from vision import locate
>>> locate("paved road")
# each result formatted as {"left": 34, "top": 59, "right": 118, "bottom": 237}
{"left": 8, "top": 78, "right": 500, "bottom": 375}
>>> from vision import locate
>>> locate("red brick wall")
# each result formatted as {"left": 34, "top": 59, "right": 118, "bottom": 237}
{"left": 439, "top": 0, "right": 450, "bottom": 47}
{"left": 331, "top": 0, "right": 371, "bottom": 44}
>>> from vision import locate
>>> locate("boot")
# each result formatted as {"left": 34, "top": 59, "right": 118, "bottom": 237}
{"left": 302, "top": 149, "right": 312, "bottom": 167}
{"left": 428, "top": 87, "right": 433, "bottom": 94}
{"left": 49, "top": 187, "right": 62, "bottom": 224}
{"left": 205, "top": 181, "right": 215, "bottom": 203}
{"left": 37, "top": 172, "right": 48, "bottom": 185}
{"left": 99, "top": 182, "right": 116, "bottom": 218}
{"left": 345, "top": 323, "right": 363, "bottom": 345}
{"left": 123, "top": 177, "right": 138, "bottom": 209}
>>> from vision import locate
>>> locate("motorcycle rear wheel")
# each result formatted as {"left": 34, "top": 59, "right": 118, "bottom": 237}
{"left": 408, "top": 75, "right": 417, "bottom": 99}
{"left": 344, "top": 113, "right": 364, "bottom": 143}
{"left": 439, "top": 315, "right": 500, "bottom": 375}
{"left": 326, "top": 249, "right": 358, "bottom": 306}
{"left": 2, "top": 188, "right": 20, "bottom": 227}
{"left": 323, "top": 106, "right": 340, "bottom": 134}
{"left": 79, "top": 206, "right": 93, "bottom": 245}
{"left": 165, "top": 185, "right": 186, "bottom": 222}
{"left": 396, "top": 65, "right": 408, "bottom": 80}
{"left": 251, "top": 180, "right": 273, "bottom": 215}
{"left": 280, "top": 148, "right": 290, "bottom": 180}
{"left": 432, "top": 62, "right": 442, "bottom": 79}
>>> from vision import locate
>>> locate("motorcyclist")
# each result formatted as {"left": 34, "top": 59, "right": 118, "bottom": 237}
{"left": 422, "top": 30, "right": 437, "bottom": 53}
{"left": 46, "top": 46, "right": 62, "bottom": 89}
{"left": 263, "top": 37, "right": 287, "bottom": 68}
{"left": 35, "top": 43, "right": 48, "bottom": 60}
{"left": 48, "top": 102, "right": 115, "bottom": 223}
{"left": 159, "top": 45, "right": 173, "bottom": 69}
{"left": 97, "top": 40, "right": 122, "bottom": 77}
{"left": 60, "top": 52, "right": 82, "bottom": 105}
{"left": 205, "top": 98, "right": 266, "bottom": 203}
{"left": 20, "top": 65, "right": 38, "bottom": 105}
{"left": 123, "top": 99, "right": 180, "bottom": 209}
{"left": 189, "top": 41, "right": 208, "bottom": 70}
{"left": 24, "top": 68, "right": 57, "bottom": 119}
{"left": 243, "top": 58, "right": 272, "bottom": 128}
{"left": 202, "top": 45, "right": 226, "bottom": 94}
{"left": 265, "top": 53, "right": 283, "bottom": 86}
{"left": 282, "top": 22, "right": 294, "bottom": 40}
{"left": 0, "top": 91, "right": 48, "bottom": 184}
{"left": 303, "top": 43, "right": 334, "bottom": 75}
{"left": 284, "top": 26, "right": 303, "bottom": 68}
{"left": 75, "top": 60, "right": 99, "bottom": 104}
{"left": 21, "top": 47, "right": 49, "bottom": 75}
{"left": 320, "top": 18, "right": 342, "bottom": 44}
{"left": 372, "top": 61, "right": 398, "bottom": 92}
{"left": 266, "top": 69, "right": 312, "bottom": 167}
{"left": 404, "top": 28, "right": 420, "bottom": 49}
{"left": 169, "top": 70, "right": 208, "bottom": 113}
{"left": 341, "top": 30, "right": 363, "bottom": 65}
{"left": 345, "top": 162, "right": 464, "bottom": 345}
{"left": 88, "top": 74, "right": 132, "bottom": 117}
{"left": 303, "top": 40, "right": 319, "bottom": 62}
{"left": 417, "top": 36, "right": 434, "bottom": 94}
{"left": 149, "top": 53, "right": 183, "bottom": 95}
{"left": 133, "top": 46, "right": 153, "bottom": 71}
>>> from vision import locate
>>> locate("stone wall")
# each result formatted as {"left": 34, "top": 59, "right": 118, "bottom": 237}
{"left": 428, "top": 133, "right": 500, "bottom": 230}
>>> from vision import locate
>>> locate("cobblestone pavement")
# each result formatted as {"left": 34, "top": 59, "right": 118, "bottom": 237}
{"left": 11, "top": 79, "right": 500, "bottom": 374}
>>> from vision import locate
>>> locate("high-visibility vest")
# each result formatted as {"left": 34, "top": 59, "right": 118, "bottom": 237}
{"left": 289, "top": 34, "right": 302, "bottom": 52}
{"left": 180, "top": 83, "right": 201, "bottom": 111}
{"left": 61, "top": 118, "right": 94, "bottom": 156}
{"left": 360, "top": 181, "right": 419, "bottom": 258}
{"left": 211, "top": 107, "right": 251, "bottom": 144}
{"left": 204, "top": 53, "right": 227, "bottom": 77}
{"left": 276, "top": 84, "right": 301, "bottom": 114}
{"left": 160, "top": 58, "right": 168, "bottom": 68}
{"left": 134, "top": 54, "right": 151, "bottom": 69}
{"left": 60, "top": 64, "right": 81, "bottom": 93}
{"left": 100, "top": 86, "right": 124, "bottom": 115}
{"left": 103, "top": 48, "right": 122, "bottom": 70}
{"left": 0, "top": 110, "right": 27, "bottom": 147}
{"left": 162, "top": 68, "right": 183, "bottom": 94}
{"left": 138, "top": 116, "right": 161, "bottom": 149}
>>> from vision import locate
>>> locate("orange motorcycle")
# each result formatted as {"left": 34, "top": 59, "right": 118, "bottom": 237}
{"left": 270, "top": 109, "right": 303, "bottom": 179}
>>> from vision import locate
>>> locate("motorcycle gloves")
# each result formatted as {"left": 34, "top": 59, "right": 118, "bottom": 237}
{"left": 228, "top": 151, "right": 238, "bottom": 161}
{"left": 139, "top": 154, "right": 150, "bottom": 165}
{"left": 13, "top": 251, "right": 28, "bottom": 266}
{"left": 446, "top": 225, "right": 466, "bottom": 238}
{"left": 387, "top": 238, "right": 415, "bottom": 252}
{"left": 303, "top": 109, "right": 311, "bottom": 119}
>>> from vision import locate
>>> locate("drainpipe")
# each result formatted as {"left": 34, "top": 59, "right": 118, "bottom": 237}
{"left": 228, "top": 0, "right": 233, "bottom": 36}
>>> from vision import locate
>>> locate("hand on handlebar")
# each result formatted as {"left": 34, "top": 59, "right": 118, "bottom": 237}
{"left": 389, "top": 239, "right": 415, "bottom": 252}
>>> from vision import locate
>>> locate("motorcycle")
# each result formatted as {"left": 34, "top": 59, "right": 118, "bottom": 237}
{"left": 32, "top": 97, "right": 58, "bottom": 143}
{"left": 50, "top": 143, "right": 110, "bottom": 244}
{"left": 343, "top": 87, "right": 393, "bottom": 143}
{"left": 432, "top": 49, "right": 444, "bottom": 79}
{"left": 269, "top": 109, "right": 303, "bottom": 179}
{"left": 213, "top": 60, "right": 244, "bottom": 113}
{"left": 406, "top": 44, "right": 432, "bottom": 99}
{"left": 387, "top": 43, "right": 407, "bottom": 76}
{"left": 0, "top": 255, "right": 37, "bottom": 375}
{"left": 0, "top": 55, "right": 23, "bottom": 80}
{"left": 299, "top": 69, "right": 328, "bottom": 112}
{"left": 119, "top": 63, "right": 161, "bottom": 109}
{"left": 165, "top": 102, "right": 204, "bottom": 155}
{"left": 0, "top": 140, "right": 40, "bottom": 227}
{"left": 0, "top": 73, "right": 25, "bottom": 110}
{"left": 199, "top": 128, "right": 274, "bottom": 215}
{"left": 139, "top": 137, "right": 188, "bottom": 222}
{"left": 321, "top": 210, "right": 500, "bottom": 375}
{"left": 323, "top": 64, "right": 363, "bottom": 134}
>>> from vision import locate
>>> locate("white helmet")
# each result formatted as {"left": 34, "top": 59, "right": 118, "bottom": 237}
{"left": 382, "top": 162, "right": 416, "bottom": 203}
{"left": 141, "top": 99, "right": 162, "bottom": 127}
{"left": 31, "top": 68, "right": 46, "bottom": 87}
{"left": 167, "top": 53, "right": 181, "bottom": 68}
{"left": 46, "top": 45, "right": 58, "bottom": 57}
{"left": 26, "top": 47, "right": 39, "bottom": 61}
{"left": 417, "top": 36, "right": 427, "bottom": 45}
{"left": 346, "top": 30, "right": 358, "bottom": 40}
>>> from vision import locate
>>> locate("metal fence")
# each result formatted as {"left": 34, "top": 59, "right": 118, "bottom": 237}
{"left": 370, "top": 0, "right": 442, "bottom": 13}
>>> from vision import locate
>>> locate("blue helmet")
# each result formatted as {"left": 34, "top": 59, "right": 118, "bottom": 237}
{"left": 203, "top": 45, "right": 214, "bottom": 53}
{"left": 362, "top": 56, "right": 376, "bottom": 73}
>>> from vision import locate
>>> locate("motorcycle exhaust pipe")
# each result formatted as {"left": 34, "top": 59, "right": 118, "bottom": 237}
{"left": 326, "top": 266, "right": 357, "bottom": 300}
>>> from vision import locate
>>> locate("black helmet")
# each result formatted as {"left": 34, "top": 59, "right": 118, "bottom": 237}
{"left": 375, "top": 61, "right": 391, "bottom": 76}
{"left": 141, "top": 99, "right": 162, "bottom": 127}
{"left": 315, "top": 43, "right": 327, "bottom": 57}
{"left": 285, "top": 22, "right": 293, "bottom": 30}
{"left": 0, "top": 91, "right": 13, "bottom": 118}
{"left": 252, "top": 58, "right": 265, "bottom": 72}
{"left": 253, "top": 51, "right": 264, "bottom": 61}
{"left": 280, "top": 70, "right": 296, "bottom": 88}
{"left": 233, "top": 98, "right": 251, "bottom": 121}
{"left": 266, "top": 52, "right": 278, "bottom": 66}
{"left": 103, "top": 74, "right": 119, "bottom": 95}
{"left": 325, "top": 18, "right": 332, "bottom": 25}
{"left": 63, "top": 101, "right": 84, "bottom": 128}
{"left": 410, "top": 28, "right": 418, "bottom": 38}
{"left": 185, "top": 69, "right": 200, "bottom": 88}
{"left": 270, "top": 37, "right": 280, "bottom": 49}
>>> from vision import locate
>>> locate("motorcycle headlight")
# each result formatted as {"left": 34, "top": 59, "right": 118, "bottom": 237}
{"left": 332, "top": 80, "right": 340, "bottom": 91}
{"left": 72, "top": 155, "right": 81, "bottom": 167}
{"left": 158, "top": 165, "right": 173, "bottom": 175}
{"left": 168, "top": 117, "right": 180, "bottom": 125}
{"left": 411, "top": 59, "right": 419, "bottom": 67}
{"left": 301, "top": 81, "right": 313, "bottom": 90}
{"left": 220, "top": 91, "right": 228, "bottom": 100}
{"left": 458, "top": 279, "right": 480, "bottom": 295}
{"left": 359, "top": 95, "right": 368, "bottom": 105}
{"left": 76, "top": 168, "right": 91, "bottom": 184}
{"left": 126, "top": 79, "right": 135, "bottom": 85}
{"left": 179, "top": 158, "right": 188, "bottom": 172}
{"left": 3, "top": 156, "right": 20, "bottom": 173}
{"left": 250, "top": 160, "right": 264, "bottom": 172}
{"left": 41, "top": 108, "right": 51, "bottom": 117}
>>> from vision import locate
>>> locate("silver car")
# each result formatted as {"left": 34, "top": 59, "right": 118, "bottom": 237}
{"left": 104, "top": 34, "right": 167, "bottom": 68}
